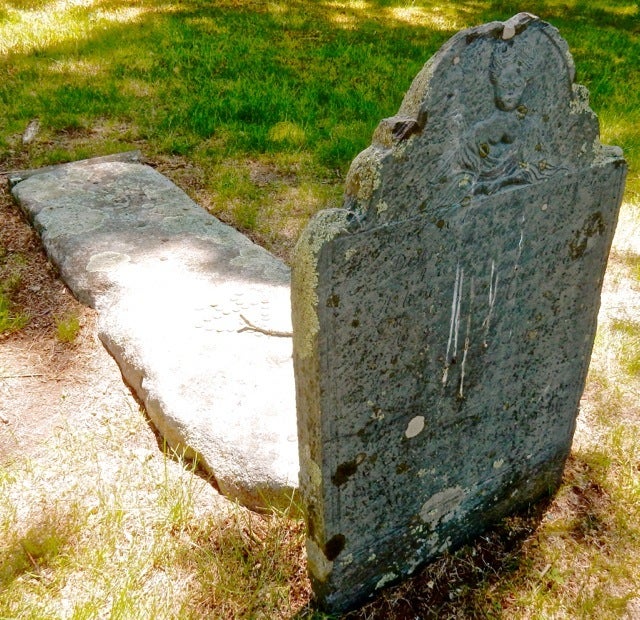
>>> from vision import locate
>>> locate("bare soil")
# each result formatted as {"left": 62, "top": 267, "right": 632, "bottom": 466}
{"left": 0, "top": 179, "right": 157, "bottom": 466}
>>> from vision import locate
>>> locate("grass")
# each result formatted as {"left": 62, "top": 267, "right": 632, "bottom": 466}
{"left": 0, "top": 413, "right": 308, "bottom": 619}
{"left": 0, "top": 250, "right": 30, "bottom": 334}
{"left": 0, "top": 0, "right": 638, "bottom": 617}
{"left": 54, "top": 312, "right": 81, "bottom": 344}
{"left": 0, "top": 291, "right": 29, "bottom": 335}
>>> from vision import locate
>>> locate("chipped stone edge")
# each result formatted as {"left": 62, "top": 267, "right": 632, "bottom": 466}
{"left": 291, "top": 208, "right": 353, "bottom": 585}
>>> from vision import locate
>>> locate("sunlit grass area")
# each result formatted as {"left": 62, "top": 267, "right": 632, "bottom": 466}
{"left": 1, "top": 0, "right": 637, "bottom": 256}
{"left": 0, "top": 0, "right": 639, "bottom": 617}
{"left": 0, "top": 408, "right": 308, "bottom": 619}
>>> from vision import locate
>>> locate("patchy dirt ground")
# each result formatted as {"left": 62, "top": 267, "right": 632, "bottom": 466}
{"left": 0, "top": 180, "right": 159, "bottom": 466}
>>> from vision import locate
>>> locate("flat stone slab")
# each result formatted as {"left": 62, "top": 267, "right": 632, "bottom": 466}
{"left": 9, "top": 152, "right": 298, "bottom": 510}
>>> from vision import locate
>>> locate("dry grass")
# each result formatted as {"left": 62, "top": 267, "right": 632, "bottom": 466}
{"left": 0, "top": 395, "right": 310, "bottom": 619}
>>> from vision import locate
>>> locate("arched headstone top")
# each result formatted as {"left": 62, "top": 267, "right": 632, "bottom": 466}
{"left": 343, "top": 13, "right": 621, "bottom": 229}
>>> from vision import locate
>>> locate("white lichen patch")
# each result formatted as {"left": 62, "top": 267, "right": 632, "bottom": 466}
{"left": 86, "top": 251, "right": 131, "bottom": 273}
{"left": 375, "top": 571, "right": 397, "bottom": 590}
{"left": 593, "top": 141, "right": 625, "bottom": 166}
{"left": 391, "top": 135, "right": 414, "bottom": 161}
{"left": 344, "top": 247, "right": 358, "bottom": 261}
{"left": 419, "top": 486, "right": 464, "bottom": 528}
{"left": 458, "top": 174, "right": 472, "bottom": 189}
{"left": 569, "top": 83, "right": 591, "bottom": 114}
{"left": 161, "top": 215, "right": 210, "bottom": 234}
{"left": 405, "top": 415, "right": 425, "bottom": 438}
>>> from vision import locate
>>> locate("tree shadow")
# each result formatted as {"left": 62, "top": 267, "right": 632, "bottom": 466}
{"left": 0, "top": 0, "right": 484, "bottom": 170}
{"left": 487, "top": 0, "right": 639, "bottom": 34}
{"left": 1, "top": 0, "right": 636, "bottom": 189}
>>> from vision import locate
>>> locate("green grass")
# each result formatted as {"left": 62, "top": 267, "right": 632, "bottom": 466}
{"left": 54, "top": 311, "right": 81, "bottom": 343}
{"left": 0, "top": 251, "right": 30, "bottom": 334}
{"left": 0, "top": 1, "right": 639, "bottom": 618}
{"left": 2, "top": 0, "right": 636, "bottom": 256}
{"left": 0, "top": 291, "right": 29, "bottom": 334}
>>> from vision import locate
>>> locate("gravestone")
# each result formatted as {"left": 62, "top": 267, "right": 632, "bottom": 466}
{"left": 9, "top": 152, "right": 298, "bottom": 511}
{"left": 291, "top": 13, "right": 626, "bottom": 613}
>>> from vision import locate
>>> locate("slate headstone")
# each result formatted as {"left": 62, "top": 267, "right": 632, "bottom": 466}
{"left": 291, "top": 13, "right": 626, "bottom": 613}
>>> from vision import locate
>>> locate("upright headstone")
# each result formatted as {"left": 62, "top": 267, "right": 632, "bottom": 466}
{"left": 291, "top": 13, "right": 626, "bottom": 613}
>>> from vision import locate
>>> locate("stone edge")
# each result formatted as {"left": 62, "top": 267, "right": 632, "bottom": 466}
{"left": 7, "top": 150, "right": 143, "bottom": 188}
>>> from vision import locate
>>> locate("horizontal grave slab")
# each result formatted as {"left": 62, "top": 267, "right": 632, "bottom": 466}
{"left": 10, "top": 152, "right": 298, "bottom": 511}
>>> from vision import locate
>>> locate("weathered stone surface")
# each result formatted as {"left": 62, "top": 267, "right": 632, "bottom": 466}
{"left": 291, "top": 14, "right": 626, "bottom": 612}
{"left": 10, "top": 152, "right": 298, "bottom": 511}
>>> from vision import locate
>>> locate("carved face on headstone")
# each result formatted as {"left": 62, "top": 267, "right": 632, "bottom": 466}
{"left": 489, "top": 43, "right": 529, "bottom": 112}
{"left": 494, "top": 64, "right": 526, "bottom": 111}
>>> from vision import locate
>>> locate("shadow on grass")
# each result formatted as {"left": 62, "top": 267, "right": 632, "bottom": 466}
{"left": 170, "top": 506, "right": 310, "bottom": 618}
{"left": 0, "top": 500, "right": 81, "bottom": 591}
{"left": 1, "top": 1, "right": 637, "bottom": 164}
{"left": 1, "top": 0, "right": 637, "bottom": 252}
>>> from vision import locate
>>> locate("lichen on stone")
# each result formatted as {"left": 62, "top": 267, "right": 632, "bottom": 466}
{"left": 375, "top": 572, "right": 397, "bottom": 590}
{"left": 291, "top": 209, "right": 351, "bottom": 361}
{"left": 419, "top": 486, "right": 465, "bottom": 528}
{"left": 86, "top": 252, "right": 131, "bottom": 273}
{"left": 344, "top": 148, "right": 383, "bottom": 207}
{"left": 38, "top": 204, "right": 106, "bottom": 239}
